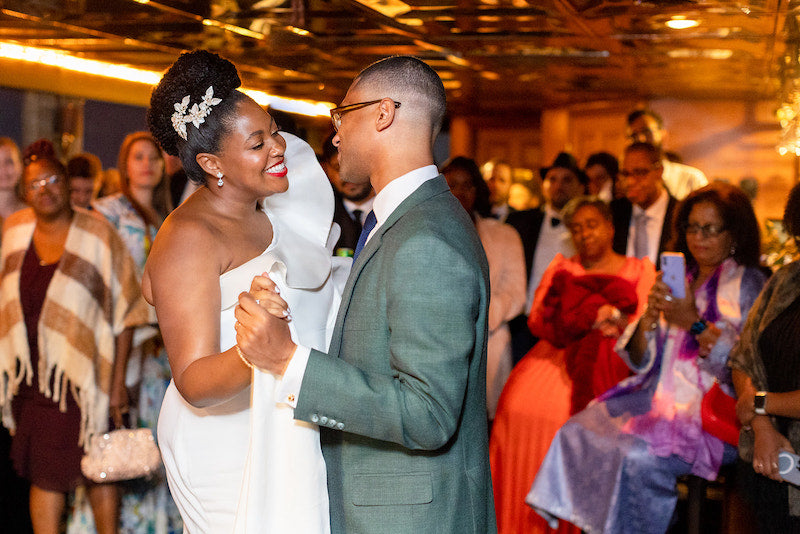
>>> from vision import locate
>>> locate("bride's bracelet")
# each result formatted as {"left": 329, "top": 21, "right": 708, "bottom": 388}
{"left": 235, "top": 345, "right": 254, "bottom": 370}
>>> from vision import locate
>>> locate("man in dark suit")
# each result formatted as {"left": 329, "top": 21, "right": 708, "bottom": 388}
{"left": 484, "top": 158, "right": 515, "bottom": 221}
{"left": 506, "top": 152, "right": 587, "bottom": 364}
{"left": 319, "top": 133, "right": 375, "bottom": 256}
{"left": 611, "top": 142, "right": 678, "bottom": 266}
{"left": 241, "top": 56, "right": 495, "bottom": 533}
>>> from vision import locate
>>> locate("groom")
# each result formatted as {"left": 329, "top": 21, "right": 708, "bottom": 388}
{"left": 238, "top": 56, "right": 496, "bottom": 533}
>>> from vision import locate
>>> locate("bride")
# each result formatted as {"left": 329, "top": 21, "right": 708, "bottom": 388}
{"left": 143, "top": 50, "right": 345, "bottom": 533}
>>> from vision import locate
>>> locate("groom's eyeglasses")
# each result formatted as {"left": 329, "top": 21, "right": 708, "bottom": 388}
{"left": 330, "top": 99, "right": 401, "bottom": 132}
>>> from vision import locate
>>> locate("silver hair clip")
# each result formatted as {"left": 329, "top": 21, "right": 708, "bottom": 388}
{"left": 171, "top": 86, "right": 223, "bottom": 141}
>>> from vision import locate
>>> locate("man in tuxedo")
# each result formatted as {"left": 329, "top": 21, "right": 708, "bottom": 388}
{"left": 626, "top": 109, "right": 707, "bottom": 200}
{"left": 239, "top": 56, "right": 495, "bottom": 533}
{"left": 484, "top": 159, "right": 515, "bottom": 221}
{"left": 319, "top": 133, "right": 375, "bottom": 256}
{"left": 506, "top": 152, "right": 586, "bottom": 364}
{"left": 611, "top": 142, "right": 678, "bottom": 266}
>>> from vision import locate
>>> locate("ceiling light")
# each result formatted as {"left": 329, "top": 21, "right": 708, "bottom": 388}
{"left": 287, "top": 26, "right": 311, "bottom": 36}
{"left": 0, "top": 41, "right": 334, "bottom": 117}
{"left": 202, "top": 19, "right": 267, "bottom": 40}
{"left": 242, "top": 89, "right": 333, "bottom": 117}
{"left": 666, "top": 17, "right": 699, "bottom": 30}
{"left": 0, "top": 41, "right": 162, "bottom": 84}
{"left": 667, "top": 48, "right": 733, "bottom": 60}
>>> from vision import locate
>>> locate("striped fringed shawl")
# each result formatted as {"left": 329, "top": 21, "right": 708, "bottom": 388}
{"left": 0, "top": 208, "right": 150, "bottom": 448}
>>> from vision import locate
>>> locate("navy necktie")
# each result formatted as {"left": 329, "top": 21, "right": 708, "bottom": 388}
{"left": 550, "top": 217, "right": 561, "bottom": 227}
{"left": 353, "top": 210, "right": 376, "bottom": 261}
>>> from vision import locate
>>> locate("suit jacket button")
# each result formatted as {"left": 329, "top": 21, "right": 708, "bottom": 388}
{"left": 336, "top": 422, "right": 344, "bottom": 430}
{"left": 328, "top": 419, "right": 337, "bottom": 427}
{"left": 320, "top": 416, "right": 329, "bottom": 424}
{"left": 310, "top": 414, "right": 319, "bottom": 423}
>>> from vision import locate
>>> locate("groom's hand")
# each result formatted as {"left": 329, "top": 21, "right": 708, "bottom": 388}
{"left": 235, "top": 289, "right": 296, "bottom": 375}
{"left": 249, "top": 273, "right": 291, "bottom": 321}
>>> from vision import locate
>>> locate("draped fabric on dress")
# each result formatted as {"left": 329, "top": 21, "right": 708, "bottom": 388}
{"left": 490, "top": 254, "right": 654, "bottom": 534}
{"left": 528, "top": 259, "right": 767, "bottom": 534}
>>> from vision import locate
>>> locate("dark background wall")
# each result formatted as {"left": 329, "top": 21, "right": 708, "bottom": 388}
{"left": 0, "top": 87, "right": 24, "bottom": 145}
{"left": 83, "top": 100, "right": 148, "bottom": 168}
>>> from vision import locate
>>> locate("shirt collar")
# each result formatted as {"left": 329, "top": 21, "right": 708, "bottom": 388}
{"left": 544, "top": 203, "right": 563, "bottom": 220}
{"left": 632, "top": 188, "right": 669, "bottom": 219}
{"left": 343, "top": 197, "right": 374, "bottom": 215}
{"left": 372, "top": 165, "right": 439, "bottom": 225}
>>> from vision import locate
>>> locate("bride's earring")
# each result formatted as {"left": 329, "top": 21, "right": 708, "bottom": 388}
{"left": 217, "top": 171, "right": 224, "bottom": 187}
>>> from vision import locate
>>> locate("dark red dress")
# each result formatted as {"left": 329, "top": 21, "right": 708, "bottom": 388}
{"left": 11, "top": 245, "right": 84, "bottom": 492}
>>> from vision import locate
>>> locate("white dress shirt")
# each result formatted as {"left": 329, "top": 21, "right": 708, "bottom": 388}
{"left": 626, "top": 189, "right": 670, "bottom": 265}
{"left": 526, "top": 204, "right": 575, "bottom": 312}
{"left": 277, "top": 165, "right": 440, "bottom": 407}
{"left": 343, "top": 197, "right": 375, "bottom": 225}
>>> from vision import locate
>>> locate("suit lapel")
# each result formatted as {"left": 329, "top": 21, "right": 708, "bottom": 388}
{"left": 611, "top": 198, "right": 633, "bottom": 256}
{"left": 327, "top": 175, "right": 450, "bottom": 357}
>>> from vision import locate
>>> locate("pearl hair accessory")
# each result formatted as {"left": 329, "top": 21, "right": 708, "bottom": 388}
{"left": 217, "top": 171, "right": 224, "bottom": 187}
{"left": 171, "top": 86, "right": 222, "bottom": 141}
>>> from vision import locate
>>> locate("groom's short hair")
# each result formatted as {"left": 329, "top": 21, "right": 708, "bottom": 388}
{"left": 353, "top": 56, "right": 447, "bottom": 138}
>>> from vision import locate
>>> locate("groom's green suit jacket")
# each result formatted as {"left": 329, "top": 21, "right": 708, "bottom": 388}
{"left": 295, "top": 175, "right": 496, "bottom": 533}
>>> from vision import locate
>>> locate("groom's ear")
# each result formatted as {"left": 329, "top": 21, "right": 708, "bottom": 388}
{"left": 196, "top": 152, "right": 222, "bottom": 178}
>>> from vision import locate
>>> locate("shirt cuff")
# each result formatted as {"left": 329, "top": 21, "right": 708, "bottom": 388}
{"left": 275, "top": 345, "right": 310, "bottom": 408}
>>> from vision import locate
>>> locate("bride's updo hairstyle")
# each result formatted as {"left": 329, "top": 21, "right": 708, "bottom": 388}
{"left": 148, "top": 50, "right": 246, "bottom": 185}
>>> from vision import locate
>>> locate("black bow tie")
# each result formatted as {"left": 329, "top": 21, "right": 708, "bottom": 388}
{"left": 550, "top": 217, "right": 561, "bottom": 227}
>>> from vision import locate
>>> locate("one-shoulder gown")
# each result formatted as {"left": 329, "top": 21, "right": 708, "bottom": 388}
{"left": 156, "top": 133, "right": 346, "bottom": 533}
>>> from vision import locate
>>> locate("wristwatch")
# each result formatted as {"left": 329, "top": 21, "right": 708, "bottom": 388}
{"left": 754, "top": 391, "right": 768, "bottom": 415}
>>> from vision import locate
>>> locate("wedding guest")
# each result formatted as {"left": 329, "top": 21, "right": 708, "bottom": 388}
{"left": 612, "top": 142, "right": 678, "bottom": 265}
{"left": 0, "top": 137, "right": 27, "bottom": 221}
{"left": 626, "top": 109, "right": 707, "bottom": 200}
{"left": 490, "top": 197, "right": 654, "bottom": 534}
{"left": 0, "top": 139, "right": 148, "bottom": 534}
{"left": 584, "top": 151, "right": 619, "bottom": 202}
{"left": 443, "top": 156, "right": 526, "bottom": 420}
{"left": 0, "top": 135, "right": 29, "bottom": 532}
{"left": 730, "top": 182, "right": 800, "bottom": 532}
{"left": 484, "top": 159, "right": 515, "bottom": 222}
{"left": 70, "top": 132, "right": 181, "bottom": 533}
{"left": 507, "top": 152, "right": 587, "bottom": 364}
{"left": 319, "top": 132, "right": 375, "bottom": 256}
{"left": 66, "top": 153, "right": 102, "bottom": 209}
{"left": 529, "top": 182, "right": 767, "bottom": 534}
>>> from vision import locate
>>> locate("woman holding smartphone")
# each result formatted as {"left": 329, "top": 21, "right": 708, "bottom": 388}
{"left": 729, "top": 182, "right": 800, "bottom": 532}
{"left": 528, "top": 182, "right": 767, "bottom": 534}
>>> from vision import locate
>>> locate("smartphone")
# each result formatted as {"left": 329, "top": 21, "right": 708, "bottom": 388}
{"left": 660, "top": 252, "right": 686, "bottom": 299}
{"left": 779, "top": 451, "right": 800, "bottom": 486}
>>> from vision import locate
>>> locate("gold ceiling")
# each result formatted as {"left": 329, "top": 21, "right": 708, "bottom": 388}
{"left": 0, "top": 0, "right": 795, "bottom": 118}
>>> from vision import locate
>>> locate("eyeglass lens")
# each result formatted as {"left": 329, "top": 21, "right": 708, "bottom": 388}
{"left": 685, "top": 223, "right": 725, "bottom": 237}
{"left": 27, "top": 175, "right": 60, "bottom": 191}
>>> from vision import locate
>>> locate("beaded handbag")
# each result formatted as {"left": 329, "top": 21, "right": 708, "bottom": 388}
{"left": 81, "top": 428, "right": 162, "bottom": 483}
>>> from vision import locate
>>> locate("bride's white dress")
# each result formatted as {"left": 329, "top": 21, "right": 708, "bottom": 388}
{"left": 156, "top": 134, "right": 347, "bottom": 533}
